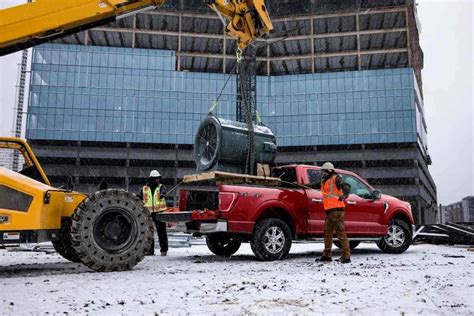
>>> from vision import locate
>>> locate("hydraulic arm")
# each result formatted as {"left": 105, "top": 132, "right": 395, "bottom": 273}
{"left": 0, "top": 0, "right": 273, "bottom": 56}
{"left": 207, "top": 0, "right": 273, "bottom": 50}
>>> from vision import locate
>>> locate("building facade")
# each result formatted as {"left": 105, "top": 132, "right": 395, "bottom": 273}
{"left": 0, "top": 150, "right": 14, "bottom": 171}
{"left": 442, "top": 197, "right": 474, "bottom": 223}
{"left": 25, "top": 0, "right": 437, "bottom": 224}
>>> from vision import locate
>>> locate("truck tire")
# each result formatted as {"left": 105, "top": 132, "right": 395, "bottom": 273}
{"left": 52, "top": 218, "right": 81, "bottom": 263}
{"left": 250, "top": 218, "right": 292, "bottom": 261}
{"left": 333, "top": 240, "right": 360, "bottom": 250}
{"left": 376, "top": 218, "right": 412, "bottom": 254}
{"left": 206, "top": 233, "right": 241, "bottom": 257}
{"left": 70, "top": 189, "right": 153, "bottom": 272}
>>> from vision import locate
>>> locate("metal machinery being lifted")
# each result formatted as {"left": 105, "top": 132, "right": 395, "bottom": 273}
{"left": 193, "top": 45, "right": 278, "bottom": 176}
{"left": 0, "top": 0, "right": 273, "bottom": 271}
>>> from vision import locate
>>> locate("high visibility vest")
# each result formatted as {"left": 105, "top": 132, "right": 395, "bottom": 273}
{"left": 143, "top": 185, "right": 167, "bottom": 212}
{"left": 321, "top": 175, "right": 346, "bottom": 211}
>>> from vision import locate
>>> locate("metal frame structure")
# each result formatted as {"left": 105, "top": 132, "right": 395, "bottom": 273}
{"left": 58, "top": 4, "right": 422, "bottom": 90}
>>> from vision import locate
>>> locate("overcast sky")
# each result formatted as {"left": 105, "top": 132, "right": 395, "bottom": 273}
{"left": 0, "top": 0, "right": 472, "bottom": 205}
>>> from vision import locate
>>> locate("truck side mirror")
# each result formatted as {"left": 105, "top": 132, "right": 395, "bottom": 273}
{"left": 372, "top": 189, "right": 381, "bottom": 200}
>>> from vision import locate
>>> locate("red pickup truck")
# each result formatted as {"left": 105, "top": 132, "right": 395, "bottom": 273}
{"left": 158, "top": 165, "right": 415, "bottom": 261}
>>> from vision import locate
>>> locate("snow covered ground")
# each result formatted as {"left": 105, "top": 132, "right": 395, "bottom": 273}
{"left": 0, "top": 242, "right": 473, "bottom": 315}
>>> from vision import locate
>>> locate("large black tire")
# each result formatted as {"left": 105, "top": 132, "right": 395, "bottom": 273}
{"left": 376, "top": 218, "right": 412, "bottom": 254}
{"left": 206, "top": 233, "right": 241, "bottom": 257}
{"left": 52, "top": 218, "right": 81, "bottom": 263}
{"left": 333, "top": 240, "right": 360, "bottom": 250}
{"left": 70, "top": 189, "right": 153, "bottom": 272}
{"left": 250, "top": 218, "right": 292, "bottom": 261}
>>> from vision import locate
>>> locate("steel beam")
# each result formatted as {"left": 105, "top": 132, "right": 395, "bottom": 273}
{"left": 175, "top": 48, "right": 407, "bottom": 62}
{"left": 143, "top": 6, "right": 407, "bottom": 22}
{"left": 94, "top": 26, "right": 407, "bottom": 41}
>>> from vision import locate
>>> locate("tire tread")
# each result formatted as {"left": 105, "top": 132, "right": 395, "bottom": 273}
{"left": 70, "top": 189, "right": 153, "bottom": 272}
{"left": 250, "top": 218, "right": 292, "bottom": 261}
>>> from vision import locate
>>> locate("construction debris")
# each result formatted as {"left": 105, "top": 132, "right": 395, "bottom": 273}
{"left": 413, "top": 222, "right": 474, "bottom": 245}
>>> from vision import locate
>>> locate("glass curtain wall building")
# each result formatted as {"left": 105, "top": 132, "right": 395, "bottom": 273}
{"left": 29, "top": 44, "right": 419, "bottom": 147}
{"left": 28, "top": 45, "right": 236, "bottom": 144}
{"left": 25, "top": 0, "right": 437, "bottom": 224}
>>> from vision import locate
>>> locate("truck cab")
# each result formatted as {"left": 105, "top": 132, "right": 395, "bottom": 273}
{"left": 274, "top": 165, "right": 414, "bottom": 238}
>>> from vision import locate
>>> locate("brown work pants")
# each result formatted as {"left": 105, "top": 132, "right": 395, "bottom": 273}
{"left": 322, "top": 210, "right": 351, "bottom": 259}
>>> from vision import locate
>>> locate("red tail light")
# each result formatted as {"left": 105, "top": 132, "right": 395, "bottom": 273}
{"left": 179, "top": 189, "right": 188, "bottom": 211}
{"left": 219, "top": 192, "right": 237, "bottom": 212}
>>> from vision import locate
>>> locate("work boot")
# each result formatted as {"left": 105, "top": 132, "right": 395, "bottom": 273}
{"left": 316, "top": 256, "right": 332, "bottom": 262}
{"left": 160, "top": 251, "right": 167, "bottom": 257}
{"left": 339, "top": 257, "right": 351, "bottom": 264}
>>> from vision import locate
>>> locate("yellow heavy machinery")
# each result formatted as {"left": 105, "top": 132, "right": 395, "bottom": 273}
{"left": 0, "top": 0, "right": 272, "bottom": 271}
{"left": 0, "top": 0, "right": 273, "bottom": 56}
{"left": 0, "top": 138, "right": 151, "bottom": 271}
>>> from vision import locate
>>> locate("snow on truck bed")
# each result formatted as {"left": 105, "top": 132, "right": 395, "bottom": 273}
{"left": 0, "top": 243, "right": 472, "bottom": 315}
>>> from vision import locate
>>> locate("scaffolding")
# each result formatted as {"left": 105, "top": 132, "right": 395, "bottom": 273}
{"left": 11, "top": 50, "right": 28, "bottom": 171}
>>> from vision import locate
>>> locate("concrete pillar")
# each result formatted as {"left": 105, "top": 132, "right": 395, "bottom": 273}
{"left": 416, "top": 198, "right": 423, "bottom": 225}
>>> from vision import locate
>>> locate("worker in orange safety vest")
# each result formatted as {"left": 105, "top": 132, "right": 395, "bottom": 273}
{"left": 317, "top": 162, "right": 352, "bottom": 263}
{"left": 138, "top": 170, "right": 168, "bottom": 256}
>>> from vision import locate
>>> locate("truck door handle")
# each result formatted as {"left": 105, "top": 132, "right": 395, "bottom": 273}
{"left": 311, "top": 198, "right": 322, "bottom": 203}
{"left": 346, "top": 200, "right": 357, "bottom": 205}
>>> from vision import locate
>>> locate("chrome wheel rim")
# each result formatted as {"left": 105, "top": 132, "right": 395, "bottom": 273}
{"left": 384, "top": 224, "right": 406, "bottom": 248}
{"left": 263, "top": 226, "right": 285, "bottom": 254}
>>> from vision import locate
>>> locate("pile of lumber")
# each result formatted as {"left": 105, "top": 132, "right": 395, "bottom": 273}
{"left": 183, "top": 171, "right": 281, "bottom": 187}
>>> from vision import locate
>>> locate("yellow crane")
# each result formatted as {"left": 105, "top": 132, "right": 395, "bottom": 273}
{"left": 0, "top": 0, "right": 273, "bottom": 56}
{"left": 0, "top": 0, "right": 272, "bottom": 272}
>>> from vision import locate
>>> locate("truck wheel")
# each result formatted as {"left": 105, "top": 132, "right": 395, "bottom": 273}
{"left": 376, "top": 218, "right": 412, "bottom": 254}
{"left": 206, "top": 233, "right": 241, "bottom": 257}
{"left": 52, "top": 218, "right": 81, "bottom": 263}
{"left": 333, "top": 240, "right": 360, "bottom": 250}
{"left": 70, "top": 189, "right": 153, "bottom": 272}
{"left": 250, "top": 218, "right": 292, "bottom": 261}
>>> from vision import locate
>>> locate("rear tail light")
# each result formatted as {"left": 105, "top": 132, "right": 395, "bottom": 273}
{"left": 179, "top": 189, "right": 188, "bottom": 211}
{"left": 219, "top": 192, "right": 237, "bottom": 212}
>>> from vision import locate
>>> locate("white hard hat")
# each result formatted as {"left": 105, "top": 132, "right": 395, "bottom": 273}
{"left": 150, "top": 170, "right": 161, "bottom": 177}
{"left": 321, "top": 162, "right": 335, "bottom": 172}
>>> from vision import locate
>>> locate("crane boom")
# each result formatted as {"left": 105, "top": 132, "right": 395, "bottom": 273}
{"left": 0, "top": 0, "right": 273, "bottom": 57}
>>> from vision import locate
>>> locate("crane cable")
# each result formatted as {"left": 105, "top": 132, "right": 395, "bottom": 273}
{"left": 239, "top": 53, "right": 255, "bottom": 175}
{"left": 208, "top": 48, "right": 243, "bottom": 114}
